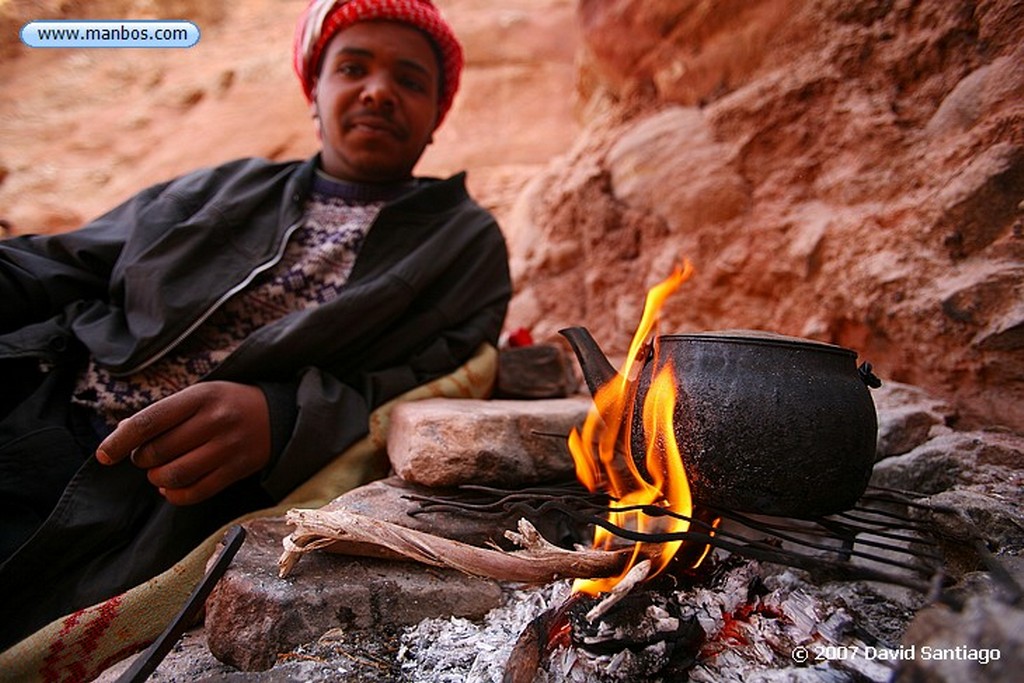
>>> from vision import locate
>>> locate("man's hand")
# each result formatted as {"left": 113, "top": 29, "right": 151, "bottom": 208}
{"left": 96, "top": 381, "right": 272, "bottom": 506}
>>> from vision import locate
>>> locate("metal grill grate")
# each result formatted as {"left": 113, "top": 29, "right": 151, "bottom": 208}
{"left": 408, "top": 482, "right": 1022, "bottom": 605}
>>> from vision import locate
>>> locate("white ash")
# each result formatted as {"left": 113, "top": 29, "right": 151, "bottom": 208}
{"left": 397, "top": 557, "right": 914, "bottom": 682}
{"left": 581, "top": 603, "right": 680, "bottom": 647}
{"left": 397, "top": 581, "right": 574, "bottom": 682}
{"left": 543, "top": 640, "right": 673, "bottom": 682}
{"left": 686, "top": 560, "right": 901, "bottom": 683}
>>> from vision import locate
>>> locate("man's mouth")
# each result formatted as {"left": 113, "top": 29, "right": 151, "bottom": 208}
{"left": 346, "top": 115, "right": 404, "bottom": 140}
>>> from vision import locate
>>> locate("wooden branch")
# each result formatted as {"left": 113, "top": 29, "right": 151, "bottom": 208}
{"left": 278, "top": 508, "right": 638, "bottom": 583}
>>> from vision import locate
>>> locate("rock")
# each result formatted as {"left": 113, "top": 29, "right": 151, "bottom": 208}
{"left": 925, "top": 56, "right": 1024, "bottom": 138}
{"left": 494, "top": 344, "right": 580, "bottom": 399}
{"left": 894, "top": 597, "right": 1024, "bottom": 683}
{"left": 870, "top": 425, "right": 1023, "bottom": 538}
{"left": 873, "top": 381, "right": 954, "bottom": 460}
{"left": 910, "top": 488, "right": 1024, "bottom": 580}
{"left": 869, "top": 433, "right": 967, "bottom": 495}
{"left": 576, "top": 0, "right": 800, "bottom": 106}
{"left": 204, "top": 518, "right": 504, "bottom": 672}
{"left": 920, "top": 490, "right": 1024, "bottom": 553}
{"left": 933, "top": 143, "right": 1024, "bottom": 259}
{"left": 511, "top": 0, "right": 1024, "bottom": 434}
{"left": 387, "top": 397, "right": 589, "bottom": 488}
{"left": 606, "top": 107, "right": 750, "bottom": 234}
{"left": 971, "top": 429, "right": 1024, "bottom": 469}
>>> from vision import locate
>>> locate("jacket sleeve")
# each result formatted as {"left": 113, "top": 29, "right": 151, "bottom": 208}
{"left": 257, "top": 369, "right": 370, "bottom": 499}
{"left": 258, "top": 296, "right": 506, "bottom": 500}
{"left": 0, "top": 181, "right": 172, "bottom": 334}
{"left": 258, "top": 214, "right": 512, "bottom": 500}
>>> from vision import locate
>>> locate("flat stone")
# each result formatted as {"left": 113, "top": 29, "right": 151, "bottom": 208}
{"left": 871, "top": 429, "right": 1024, "bottom": 498}
{"left": 911, "top": 488, "right": 1024, "bottom": 580}
{"left": 869, "top": 432, "right": 969, "bottom": 495}
{"left": 919, "top": 489, "right": 1024, "bottom": 550}
{"left": 873, "top": 380, "right": 954, "bottom": 460}
{"left": 204, "top": 518, "right": 504, "bottom": 672}
{"left": 387, "top": 397, "right": 590, "bottom": 488}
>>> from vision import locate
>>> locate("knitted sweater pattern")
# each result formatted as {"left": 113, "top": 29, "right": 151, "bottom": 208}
{"left": 72, "top": 181, "right": 392, "bottom": 428}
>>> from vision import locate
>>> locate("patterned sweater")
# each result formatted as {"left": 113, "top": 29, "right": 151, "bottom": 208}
{"left": 72, "top": 172, "right": 413, "bottom": 429}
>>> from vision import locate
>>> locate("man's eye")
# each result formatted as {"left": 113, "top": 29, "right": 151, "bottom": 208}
{"left": 400, "top": 76, "right": 428, "bottom": 93}
{"left": 338, "top": 63, "right": 365, "bottom": 76}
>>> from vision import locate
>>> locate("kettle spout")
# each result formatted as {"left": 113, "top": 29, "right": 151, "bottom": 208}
{"left": 559, "top": 326, "right": 617, "bottom": 397}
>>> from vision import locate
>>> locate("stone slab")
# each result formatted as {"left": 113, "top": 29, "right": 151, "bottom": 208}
{"left": 204, "top": 517, "right": 504, "bottom": 672}
{"left": 387, "top": 396, "right": 591, "bottom": 488}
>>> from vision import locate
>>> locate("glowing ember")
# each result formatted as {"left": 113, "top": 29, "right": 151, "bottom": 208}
{"left": 568, "top": 263, "right": 705, "bottom": 596}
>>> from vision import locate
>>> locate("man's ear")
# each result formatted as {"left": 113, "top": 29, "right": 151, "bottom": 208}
{"left": 309, "top": 85, "right": 323, "bottom": 142}
{"left": 309, "top": 81, "right": 319, "bottom": 118}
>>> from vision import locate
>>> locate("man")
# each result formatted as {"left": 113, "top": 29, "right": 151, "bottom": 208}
{"left": 0, "top": 0, "right": 510, "bottom": 648}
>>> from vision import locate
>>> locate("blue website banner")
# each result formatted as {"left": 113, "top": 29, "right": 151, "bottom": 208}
{"left": 20, "top": 20, "right": 200, "bottom": 48}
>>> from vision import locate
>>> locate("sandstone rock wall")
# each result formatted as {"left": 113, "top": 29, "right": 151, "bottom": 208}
{"left": 506, "top": 0, "right": 1024, "bottom": 431}
{"left": 0, "top": 0, "right": 578, "bottom": 231}
{"left": 1, "top": 0, "right": 1021, "bottom": 430}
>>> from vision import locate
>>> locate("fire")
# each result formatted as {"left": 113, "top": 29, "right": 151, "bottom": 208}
{"left": 568, "top": 263, "right": 704, "bottom": 595}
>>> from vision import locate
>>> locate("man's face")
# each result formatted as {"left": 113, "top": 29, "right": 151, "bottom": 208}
{"left": 313, "top": 21, "right": 441, "bottom": 183}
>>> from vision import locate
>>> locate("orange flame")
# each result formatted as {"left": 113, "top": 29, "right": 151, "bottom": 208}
{"left": 568, "top": 262, "right": 702, "bottom": 595}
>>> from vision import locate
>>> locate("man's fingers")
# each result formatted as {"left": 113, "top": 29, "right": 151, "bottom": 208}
{"left": 96, "top": 388, "right": 204, "bottom": 465}
{"left": 125, "top": 416, "right": 215, "bottom": 470}
{"left": 159, "top": 479, "right": 221, "bottom": 506}
{"left": 93, "top": 381, "right": 271, "bottom": 505}
{"left": 150, "top": 447, "right": 252, "bottom": 506}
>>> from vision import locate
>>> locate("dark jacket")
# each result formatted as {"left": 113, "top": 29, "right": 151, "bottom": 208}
{"left": 0, "top": 155, "right": 511, "bottom": 646}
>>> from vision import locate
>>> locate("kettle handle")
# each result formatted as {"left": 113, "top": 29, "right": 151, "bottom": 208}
{"left": 858, "top": 362, "right": 882, "bottom": 389}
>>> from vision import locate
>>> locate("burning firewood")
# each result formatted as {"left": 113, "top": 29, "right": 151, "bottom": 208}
{"left": 278, "top": 509, "right": 639, "bottom": 583}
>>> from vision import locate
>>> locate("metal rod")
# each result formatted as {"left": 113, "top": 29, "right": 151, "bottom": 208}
{"left": 590, "top": 502, "right": 945, "bottom": 570}
{"left": 114, "top": 525, "right": 246, "bottom": 683}
{"left": 592, "top": 512, "right": 938, "bottom": 577}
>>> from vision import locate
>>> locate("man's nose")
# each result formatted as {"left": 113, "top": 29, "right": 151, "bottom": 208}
{"left": 360, "top": 74, "right": 396, "bottom": 111}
